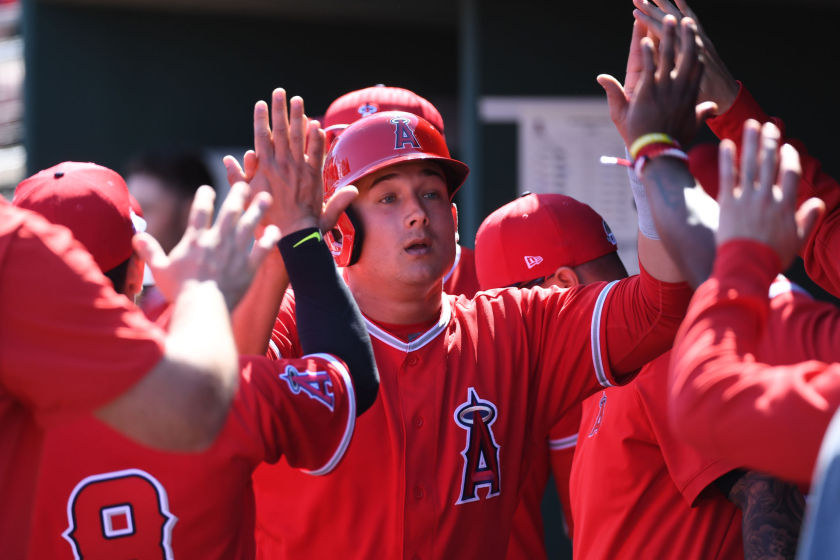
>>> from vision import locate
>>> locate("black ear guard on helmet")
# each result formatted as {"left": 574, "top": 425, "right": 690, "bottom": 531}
{"left": 345, "top": 205, "right": 365, "bottom": 267}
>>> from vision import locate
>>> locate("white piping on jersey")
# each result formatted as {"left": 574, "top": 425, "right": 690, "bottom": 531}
{"left": 591, "top": 281, "right": 619, "bottom": 388}
{"left": 268, "top": 339, "right": 281, "bottom": 359}
{"left": 769, "top": 277, "right": 811, "bottom": 300}
{"left": 363, "top": 297, "right": 452, "bottom": 353}
{"left": 443, "top": 244, "right": 462, "bottom": 285}
{"left": 302, "top": 353, "right": 356, "bottom": 476}
{"left": 548, "top": 433, "right": 578, "bottom": 451}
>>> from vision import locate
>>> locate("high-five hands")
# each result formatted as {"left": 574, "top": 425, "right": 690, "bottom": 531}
{"left": 226, "top": 90, "right": 358, "bottom": 238}
{"left": 716, "top": 121, "right": 825, "bottom": 269}
{"left": 625, "top": 15, "right": 717, "bottom": 148}
{"left": 133, "top": 183, "right": 281, "bottom": 310}
{"left": 633, "top": 0, "right": 739, "bottom": 115}
{"left": 598, "top": 21, "right": 649, "bottom": 146}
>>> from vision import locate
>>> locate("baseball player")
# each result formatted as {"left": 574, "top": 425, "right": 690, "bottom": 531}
{"left": 17, "top": 113, "right": 379, "bottom": 559}
{"left": 323, "top": 85, "right": 480, "bottom": 299}
{"left": 0, "top": 162, "right": 282, "bottom": 557}
{"left": 232, "top": 75, "right": 697, "bottom": 557}
{"left": 476, "top": 193, "right": 806, "bottom": 560}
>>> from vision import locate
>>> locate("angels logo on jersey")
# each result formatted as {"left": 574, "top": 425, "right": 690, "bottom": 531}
{"left": 63, "top": 469, "right": 177, "bottom": 560}
{"left": 454, "top": 387, "right": 502, "bottom": 504}
{"left": 280, "top": 365, "right": 336, "bottom": 411}
{"left": 390, "top": 116, "right": 422, "bottom": 150}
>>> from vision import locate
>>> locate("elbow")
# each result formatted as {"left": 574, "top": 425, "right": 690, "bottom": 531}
{"left": 176, "top": 364, "right": 239, "bottom": 451}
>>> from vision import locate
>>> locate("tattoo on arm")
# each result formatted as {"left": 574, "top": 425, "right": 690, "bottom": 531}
{"left": 727, "top": 471, "right": 805, "bottom": 560}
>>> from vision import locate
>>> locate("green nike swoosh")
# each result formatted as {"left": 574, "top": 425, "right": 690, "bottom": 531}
{"left": 293, "top": 231, "right": 322, "bottom": 248}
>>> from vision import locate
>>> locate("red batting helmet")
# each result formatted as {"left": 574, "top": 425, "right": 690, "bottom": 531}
{"left": 323, "top": 111, "right": 469, "bottom": 267}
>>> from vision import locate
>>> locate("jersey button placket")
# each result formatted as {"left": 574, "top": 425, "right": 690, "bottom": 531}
{"left": 413, "top": 416, "right": 423, "bottom": 428}
{"left": 413, "top": 486, "right": 424, "bottom": 499}
{"left": 407, "top": 354, "right": 419, "bottom": 366}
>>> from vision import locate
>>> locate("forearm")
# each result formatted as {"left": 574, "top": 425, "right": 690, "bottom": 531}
{"left": 232, "top": 248, "right": 290, "bottom": 355}
{"left": 727, "top": 471, "right": 805, "bottom": 560}
{"left": 279, "top": 228, "right": 379, "bottom": 416}
{"left": 642, "top": 157, "right": 717, "bottom": 288}
{"left": 97, "top": 280, "right": 238, "bottom": 451}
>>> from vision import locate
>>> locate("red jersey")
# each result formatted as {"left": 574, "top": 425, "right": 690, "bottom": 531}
{"left": 0, "top": 203, "right": 166, "bottom": 559}
{"left": 26, "top": 353, "right": 355, "bottom": 559}
{"left": 571, "top": 353, "right": 743, "bottom": 560}
{"left": 672, "top": 240, "right": 840, "bottom": 484}
{"left": 443, "top": 244, "right": 481, "bottom": 299}
{"left": 506, "top": 406, "right": 580, "bottom": 560}
{"left": 256, "top": 264, "right": 691, "bottom": 559}
{"left": 707, "top": 82, "right": 840, "bottom": 297}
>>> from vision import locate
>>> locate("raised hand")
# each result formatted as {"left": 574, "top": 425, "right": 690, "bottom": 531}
{"left": 133, "top": 183, "right": 281, "bottom": 310}
{"left": 598, "top": 20, "right": 648, "bottom": 146}
{"left": 716, "top": 120, "right": 824, "bottom": 268}
{"left": 633, "top": 0, "right": 739, "bottom": 114}
{"left": 250, "top": 90, "right": 336, "bottom": 236}
{"left": 625, "top": 15, "right": 717, "bottom": 148}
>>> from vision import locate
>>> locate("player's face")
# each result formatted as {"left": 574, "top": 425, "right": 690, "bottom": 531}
{"left": 350, "top": 161, "right": 456, "bottom": 290}
{"left": 127, "top": 173, "right": 190, "bottom": 255}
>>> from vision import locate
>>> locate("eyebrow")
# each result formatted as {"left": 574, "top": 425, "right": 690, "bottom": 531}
{"left": 369, "top": 167, "right": 446, "bottom": 190}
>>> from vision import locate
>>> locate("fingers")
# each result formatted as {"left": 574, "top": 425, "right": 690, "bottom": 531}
{"left": 695, "top": 102, "right": 718, "bottom": 128}
{"left": 634, "top": 0, "right": 667, "bottom": 22}
{"left": 779, "top": 143, "right": 803, "bottom": 209}
{"left": 652, "top": 0, "right": 682, "bottom": 18}
{"left": 254, "top": 101, "right": 273, "bottom": 163}
{"left": 718, "top": 140, "right": 737, "bottom": 204}
{"left": 657, "top": 16, "right": 678, "bottom": 88}
{"left": 187, "top": 185, "right": 217, "bottom": 232}
{"left": 597, "top": 75, "right": 628, "bottom": 118}
{"left": 634, "top": 10, "right": 663, "bottom": 40}
{"left": 289, "top": 96, "right": 306, "bottom": 164}
{"left": 624, "top": 21, "right": 647, "bottom": 96}
{"left": 133, "top": 232, "right": 169, "bottom": 272}
{"left": 758, "top": 123, "right": 781, "bottom": 199}
{"left": 671, "top": 17, "right": 700, "bottom": 94}
{"left": 271, "top": 89, "right": 291, "bottom": 162}
{"left": 674, "top": 0, "right": 698, "bottom": 21}
{"left": 236, "top": 191, "right": 273, "bottom": 247}
{"left": 215, "top": 182, "right": 251, "bottom": 237}
{"left": 224, "top": 155, "right": 247, "bottom": 188}
{"left": 796, "top": 198, "right": 826, "bottom": 244}
{"left": 305, "top": 119, "right": 326, "bottom": 172}
{"left": 243, "top": 150, "right": 258, "bottom": 182}
{"left": 250, "top": 225, "right": 282, "bottom": 271}
{"left": 740, "top": 120, "right": 761, "bottom": 194}
{"left": 638, "top": 37, "right": 658, "bottom": 98}
{"left": 320, "top": 186, "right": 358, "bottom": 232}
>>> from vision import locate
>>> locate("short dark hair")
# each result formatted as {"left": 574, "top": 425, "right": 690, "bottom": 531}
{"left": 103, "top": 257, "right": 131, "bottom": 294}
{"left": 125, "top": 150, "right": 213, "bottom": 200}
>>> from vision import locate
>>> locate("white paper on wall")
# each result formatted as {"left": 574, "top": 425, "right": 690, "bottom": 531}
{"left": 480, "top": 97, "right": 639, "bottom": 275}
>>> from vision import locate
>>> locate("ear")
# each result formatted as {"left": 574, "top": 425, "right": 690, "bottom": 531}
{"left": 549, "top": 266, "right": 581, "bottom": 289}
{"left": 451, "top": 203, "right": 460, "bottom": 244}
{"left": 125, "top": 253, "right": 146, "bottom": 297}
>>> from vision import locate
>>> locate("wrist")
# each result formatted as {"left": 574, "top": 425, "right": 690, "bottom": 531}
{"left": 277, "top": 216, "right": 320, "bottom": 238}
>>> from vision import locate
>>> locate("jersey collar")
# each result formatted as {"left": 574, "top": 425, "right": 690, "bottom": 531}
{"left": 364, "top": 298, "right": 452, "bottom": 353}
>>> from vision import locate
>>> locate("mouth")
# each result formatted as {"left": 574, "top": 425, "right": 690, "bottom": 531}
{"left": 404, "top": 238, "right": 433, "bottom": 256}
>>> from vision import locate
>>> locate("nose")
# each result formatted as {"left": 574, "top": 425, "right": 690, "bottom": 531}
{"left": 404, "top": 191, "right": 430, "bottom": 228}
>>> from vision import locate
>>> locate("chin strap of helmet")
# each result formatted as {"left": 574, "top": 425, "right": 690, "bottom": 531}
{"left": 344, "top": 205, "right": 365, "bottom": 267}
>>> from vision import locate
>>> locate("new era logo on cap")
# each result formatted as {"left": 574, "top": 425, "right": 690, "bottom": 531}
{"left": 358, "top": 102, "right": 379, "bottom": 117}
{"left": 524, "top": 256, "right": 543, "bottom": 269}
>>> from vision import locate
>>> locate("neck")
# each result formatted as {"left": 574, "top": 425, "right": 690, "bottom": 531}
{"left": 347, "top": 273, "right": 444, "bottom": 325}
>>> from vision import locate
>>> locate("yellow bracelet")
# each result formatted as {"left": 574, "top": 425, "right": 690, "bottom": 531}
{"left": 629, "top": 133, "right": 677, "bottom": 160}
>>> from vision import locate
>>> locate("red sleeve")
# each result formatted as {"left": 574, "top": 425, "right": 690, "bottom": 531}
{"left": 518, "top": 263, "right": 690, "bottom": 440}
{"left": 233, "top": 353, "right": 355, "bottom": 474}
{"left": 707, "top": 83, "right": 840, "bottom": 297}
{"left": 547, "top": 405, "right": 580, "bottom": 536}
{"left": 0, "top": 211, "right": 165, "bottom": 426}
{"left": 636, "top": 357, "right": 738, "bottom": 506}
{"left": 670, "top": 240, "right": 840, "bottom": 484}
{"left": 267, "top": 289, "right": 302, "bottom": 360}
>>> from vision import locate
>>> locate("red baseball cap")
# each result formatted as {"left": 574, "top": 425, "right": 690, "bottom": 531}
{"left": 475, "top": 193, "right": 618, "bottom": 290}
{"left": 14, "top": 162, "right": 146, "bottom": 273}
{"left": 324, "top": 85, "right": 445, "bottom": 134}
